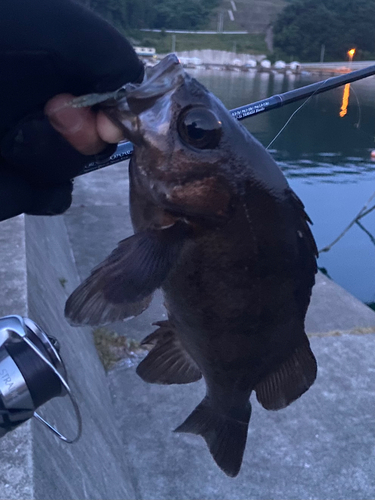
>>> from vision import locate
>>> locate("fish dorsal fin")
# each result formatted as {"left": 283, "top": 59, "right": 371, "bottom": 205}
{"left": 255, "top": 340, "right": 317, "bottom": 410}
{"left": 65, "top": 222, "right": 189, "bottom": 326}
{"left": 136, "top": 320, "right": 202, "bottom": 384}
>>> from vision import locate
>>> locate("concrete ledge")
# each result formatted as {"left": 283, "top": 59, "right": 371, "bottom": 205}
{"left": 1, "top": 161, "right": 375, "bottom": 499}
{"left": 306, "top": 272, "right": 375, "bottom": 334}
{"left": 68, "top": 163, "right": 375, "bottom": 499}
{"left": 0, "top": 215, "right": 32, "bottom": 500}
{"left": 108, "top": 331, "right": 375, "bottom": 500}
{"left": 0, "top": 215, "right": 136, "bottom": 500}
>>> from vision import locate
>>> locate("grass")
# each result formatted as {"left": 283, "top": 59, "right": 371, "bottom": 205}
{"left": 93, "top": 327, "right": 147, "bottom": 371}
{"left": 58, "top": 277, "right": 67, "bottom": 289}
{"left": 126, "top": 30, "right": 267, "bottom": 55}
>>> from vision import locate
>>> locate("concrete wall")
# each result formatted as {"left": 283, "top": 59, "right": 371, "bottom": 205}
{"left": 0, "top": 215, "right": 32, "bottom": 500}
{"left": 175, "top": 49, "right": 262, "bottom": 64}
{"left": 0, "top": 215, "right": 136, "bottom": 500}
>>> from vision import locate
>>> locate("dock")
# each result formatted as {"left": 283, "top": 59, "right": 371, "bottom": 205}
{"left": 301, "top": 60, "right": 375, "bottom": 76}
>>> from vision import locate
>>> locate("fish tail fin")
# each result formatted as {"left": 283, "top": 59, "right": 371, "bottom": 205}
{"left": 174, "top": 397, "right": 251, "bottom": 477}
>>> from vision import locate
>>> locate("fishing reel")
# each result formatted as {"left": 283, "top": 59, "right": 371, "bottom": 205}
{"left": 0, "top": 315, "right": 81, "bottom": 442}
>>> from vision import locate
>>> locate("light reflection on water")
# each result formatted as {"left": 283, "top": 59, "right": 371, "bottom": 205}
{"left": 190, "top": 68, "right": 375, "bottom": 305}
{"left": 276, "top": 153, "right": 375, "bottom": 181}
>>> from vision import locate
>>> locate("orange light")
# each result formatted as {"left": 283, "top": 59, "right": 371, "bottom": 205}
{"left": 339, "top": 83, "right": 351, "bottom": 117}
{"left": 348, "top": 49, "right": 356, "bottom": 57}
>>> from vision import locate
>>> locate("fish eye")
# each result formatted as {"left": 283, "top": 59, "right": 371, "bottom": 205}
{"left": 177, "top": 107, "right": 222, "bottom": 150}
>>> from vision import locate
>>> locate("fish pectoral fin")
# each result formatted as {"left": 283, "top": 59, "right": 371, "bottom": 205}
{"left": 65, "top": 222, "right": 189, "bottom": 326}
{"left": 65, "top": 290, "right": 152, "bottom": 327}
{"left": 175, "top": 397, "right": 251, "bottom": 477}
{"left": 136, "top": 321, "right": 202, "bottom": 384}
{"left": 255, "top": 340, "right": 317, "bottom": 411}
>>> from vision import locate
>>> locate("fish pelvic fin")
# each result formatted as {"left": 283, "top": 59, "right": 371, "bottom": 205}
{"left": 175, "top": 397, "right": 251, "bottom": 477}
{"left": 255, "top": 340, "right": 317, "bottom": 411}
{"left": 65, "top": 222, "right": 189, "bottom": 326}
{"left": 136, "top": 321, "right": 202, "bottom": 384}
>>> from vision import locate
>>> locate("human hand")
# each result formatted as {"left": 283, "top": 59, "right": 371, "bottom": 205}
{"left": 45, "top": 93, "right": 125, "bottom": 156}
{"left": 0, "top": 0, "right": 143, "bottom": 221}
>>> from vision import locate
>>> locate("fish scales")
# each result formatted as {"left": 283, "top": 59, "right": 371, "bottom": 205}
{"left": 65, "top": 54, "right": 318, "bottom": 477}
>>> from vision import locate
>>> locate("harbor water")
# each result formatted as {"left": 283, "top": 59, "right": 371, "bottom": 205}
{"left": 189, "top": 68, "right": 375, "bottom": 307}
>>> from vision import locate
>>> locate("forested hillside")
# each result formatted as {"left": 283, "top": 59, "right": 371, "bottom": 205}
{"left": 273, "top": 0, "right": 375, "bottom": 61}
{"left": 83, "top": 0, "right": 375, "bottom": 61}
{"left": 88, "top": 0, "right": 286, "bottom": 34}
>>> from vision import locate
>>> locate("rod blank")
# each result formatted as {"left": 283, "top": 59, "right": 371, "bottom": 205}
{"left": 81, "top": 64, "right": 375, "bottom": 175}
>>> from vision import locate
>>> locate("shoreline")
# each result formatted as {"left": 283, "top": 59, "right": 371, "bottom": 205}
{"left": 143, "top": 50, "right": 375, "bottom": 75}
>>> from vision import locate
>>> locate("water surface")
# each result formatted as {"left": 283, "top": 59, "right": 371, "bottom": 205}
{"left": 190, "top": 68, "right": 375, "bottom": 305}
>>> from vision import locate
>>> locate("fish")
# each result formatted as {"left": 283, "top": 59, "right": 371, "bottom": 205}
{"left": 65, "top": 54, "right": 318, "bottom": 477}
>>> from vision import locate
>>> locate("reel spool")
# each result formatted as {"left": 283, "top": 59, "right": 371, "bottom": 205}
{"left": 0, "top": 316, "right": 81, "bottom": 442}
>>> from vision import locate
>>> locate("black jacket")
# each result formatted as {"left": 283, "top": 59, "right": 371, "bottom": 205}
{"left": 0, "top": 0, "right": 143, "bottom": 220}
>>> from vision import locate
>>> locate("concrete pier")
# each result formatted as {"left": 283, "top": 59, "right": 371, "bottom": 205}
{"left": 1, "top": 160, "right": 374, "bottom": 499}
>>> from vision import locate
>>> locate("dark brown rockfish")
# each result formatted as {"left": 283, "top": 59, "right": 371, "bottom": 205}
{"left": 65, "top": 54, "right": 318, "bottom": 477}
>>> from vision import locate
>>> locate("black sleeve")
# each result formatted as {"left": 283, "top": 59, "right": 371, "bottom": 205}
{"left": 0, "top": 0, "right": 144, "bottom": 221}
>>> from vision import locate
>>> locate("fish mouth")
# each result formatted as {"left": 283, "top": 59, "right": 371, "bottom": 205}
{"left": 125, "top": 53, "right": 185, "bottom": 113}
{"left": 70, "top": 53, "right": 184, "bottom": 114}
{"left": 70, "top": 54, "right": 185, "bottom": 145}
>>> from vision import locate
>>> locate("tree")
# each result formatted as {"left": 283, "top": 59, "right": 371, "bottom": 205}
{"left": 90, "top": 0, "right": 127, "bottom": 29}
{"left": 153, "top": 0, "right": 214, "bottom": 30}
{"left": 89, "top": 0, "right": 219, "bottom": 31}
{"left": 273, "top": 0, "right": 375, "bottom": 61}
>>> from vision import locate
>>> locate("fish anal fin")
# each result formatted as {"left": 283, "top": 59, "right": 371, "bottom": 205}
{"left": 175, "top": 397, "right": 251, "bottom": 477}
{"left": 255, "top": 341, "right": 317, "bottom": 411}
{"left": 136, "top": 321, "right": 202, "bottom": 384}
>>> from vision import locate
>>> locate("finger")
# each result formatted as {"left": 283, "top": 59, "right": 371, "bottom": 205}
{"left": 45, "top": 94, "right": 106, "bottom": 155}
{"left": 96, "top": 110, "right": 126, "bottom": 144}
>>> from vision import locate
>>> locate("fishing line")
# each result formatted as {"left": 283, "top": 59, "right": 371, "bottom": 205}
{"left": 262, "top": 75, "right": 374, "bottom": 253}
{"left": 355, "top": 219, "right": 375, "bottom": 246}
{"left": 348, "top": 84, "right": 375, "bottom": 144}
{"left": 345, "top": 85, "right": 375, "bottom": 144}
{"left": 266, "top": 78, "right": 329, "bottom": 150}
{"left": 350, "top": 84, "right": 362, "bottom": 129}
{"left": 319, "top": 189, "right": 375, "bottom": 253}
{"left": 82, "top": 64, "right": 375, "bottom": 174}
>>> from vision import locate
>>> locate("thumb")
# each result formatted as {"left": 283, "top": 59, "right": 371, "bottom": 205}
{"left": 45, "top": 94, "right": 126, "bottom": 152}
{"left": 45, "top": 94, "right": 106, "bottom": 155}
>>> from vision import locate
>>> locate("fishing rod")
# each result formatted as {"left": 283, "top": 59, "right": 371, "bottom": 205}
{"left": 81, "top": 63, "right": 375, "bottom": 175}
